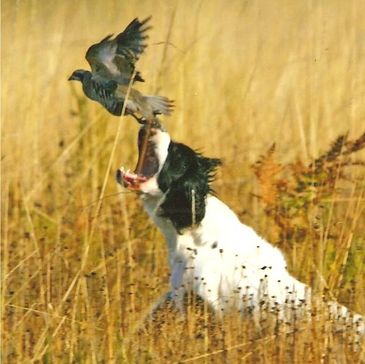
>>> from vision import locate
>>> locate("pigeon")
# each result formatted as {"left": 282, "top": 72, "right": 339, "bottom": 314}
{"left": 68, "top": 70, "right": 173, "bottom": 122}
{"left": 69, "top": 17, "right": 174, "bottom": 122}
{"left": 85, "top": 17, "right": 151, "bottom": 85}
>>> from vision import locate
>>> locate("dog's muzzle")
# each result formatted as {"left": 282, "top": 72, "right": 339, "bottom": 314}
{"left": 115, "top": 167, "right": 148, "bottom": 191}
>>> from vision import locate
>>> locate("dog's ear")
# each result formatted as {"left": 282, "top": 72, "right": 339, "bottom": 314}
{"left": 158, "top": 142, "right": 221, "bottom": 232}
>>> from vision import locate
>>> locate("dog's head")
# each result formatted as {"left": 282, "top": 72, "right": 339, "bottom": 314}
{"left": 116, "top": 125, "right": 221, "bottom": 231}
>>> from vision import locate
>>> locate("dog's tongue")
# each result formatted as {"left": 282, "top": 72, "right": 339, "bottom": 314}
{"left": 134, "top": 126, "right": 160, "bottom": 178}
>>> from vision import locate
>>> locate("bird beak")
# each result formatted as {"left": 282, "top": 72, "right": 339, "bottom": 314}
{"left": 68, "top": 74, "right": 76, "bottom": 81}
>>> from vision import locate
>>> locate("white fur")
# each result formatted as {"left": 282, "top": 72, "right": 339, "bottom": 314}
{"left": 143, "top": 193, "right": 309, "bottom": 314}
{"left": 142, "top": 189, "right": 364, "bottom": 337}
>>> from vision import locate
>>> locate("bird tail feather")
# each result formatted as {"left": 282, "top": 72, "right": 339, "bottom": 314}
{"left": 145, "top": 95, "right": 174, "bottom": 116}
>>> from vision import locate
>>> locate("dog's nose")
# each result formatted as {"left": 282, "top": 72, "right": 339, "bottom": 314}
{"left": 115, "top": 169, "right": 123, "bottom": 184}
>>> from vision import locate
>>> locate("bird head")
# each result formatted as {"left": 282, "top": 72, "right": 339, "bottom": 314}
{"left": 68, "top": 69, "right": 89, "bottom": 82}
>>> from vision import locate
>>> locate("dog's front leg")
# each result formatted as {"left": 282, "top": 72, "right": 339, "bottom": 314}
{"left": 148, "top": 259, "right": 187, "bottom": 317}
{"left": 148, "top": 257, "right": 187, "bottom": 318}
{"left": 149, "top": 291, "right": 176, "bottom": 315}
{"left": 169, "top": 256, "right": 188, "bottom": 312}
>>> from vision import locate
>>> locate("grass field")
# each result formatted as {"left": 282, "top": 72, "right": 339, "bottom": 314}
{"left": 2, "top": 0, "right": 365, "bottom": 362}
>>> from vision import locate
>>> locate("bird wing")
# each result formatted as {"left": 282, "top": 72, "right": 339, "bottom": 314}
{"left": 114, "top": 17, "right": 151, "bottom": 62}
{"left": 85, "top": 17, "right": 151, "bottom": 84}
{"left": 85, "top": 34, "right": 112, "bottom": 70}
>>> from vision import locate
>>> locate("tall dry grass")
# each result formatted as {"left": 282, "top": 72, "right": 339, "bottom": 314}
{"left": 1, "top": 0, "right": 365, "bottom": 362}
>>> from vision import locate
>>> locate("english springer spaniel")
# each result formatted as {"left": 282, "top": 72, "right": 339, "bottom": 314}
{"left": 116, "top": 122, "right": 364, "bottom": 333}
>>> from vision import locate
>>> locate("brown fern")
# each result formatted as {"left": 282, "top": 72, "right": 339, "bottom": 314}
{"left": 252, "top": 143, "right": 282, "bottom": 206}
{"left": 311, "top": 134, "right": 348, "bottom": 171}
{"left": 344, "top": 131, "right": 365, "bottom": 154}
{"left": 252, "top": 132, "right": 365, "bottom": 247}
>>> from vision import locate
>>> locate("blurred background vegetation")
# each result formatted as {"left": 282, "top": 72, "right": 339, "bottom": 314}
{"left": 2, "top": 0, "right": 365, "bottom": 362}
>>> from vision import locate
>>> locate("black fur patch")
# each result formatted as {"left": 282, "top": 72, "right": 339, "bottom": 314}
{"left": 157, "top": 141, "right": 221, "bottom": 232}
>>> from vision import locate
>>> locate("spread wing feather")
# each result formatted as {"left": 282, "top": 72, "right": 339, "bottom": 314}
{"left": 85, "top": 17, "right": 151, "bottom": 84}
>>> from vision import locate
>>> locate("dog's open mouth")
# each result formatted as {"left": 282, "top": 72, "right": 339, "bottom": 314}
{"left": 116, "top": 126, "right": 160, "bottom": 191}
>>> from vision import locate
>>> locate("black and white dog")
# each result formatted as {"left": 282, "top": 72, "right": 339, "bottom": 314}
{"left": 116, "top": 123, "right": 363, "bottom": 331}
